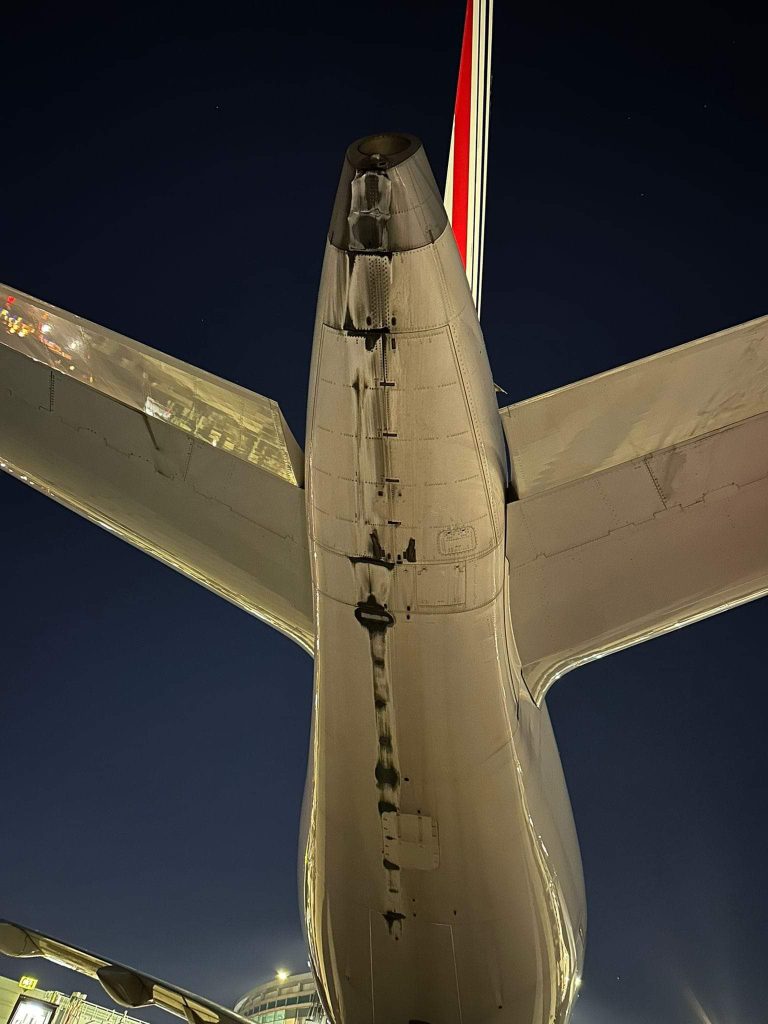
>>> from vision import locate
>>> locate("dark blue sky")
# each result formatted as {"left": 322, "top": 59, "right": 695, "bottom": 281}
{"left": 1, "top": 3, "right": 766, "bottom": 1023}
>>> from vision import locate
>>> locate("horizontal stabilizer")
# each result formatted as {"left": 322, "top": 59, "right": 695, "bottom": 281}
{"left": 0, "top": 285, "right": 314, "bottom": 654}
{"left": 500, "top": 314, "right": 768, "bottom": 499}
{"left": 503, "top": 314, "right": 768, "bottom": 699}
{"left": 0, "top": 285, "right": 303, "bottom": 485}
{"left": 0, "top": 920, "right": 250, "bottom": 1024}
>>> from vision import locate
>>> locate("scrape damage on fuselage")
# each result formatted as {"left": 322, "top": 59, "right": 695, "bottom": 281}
{"left": 301, "top": 134, "right": 586, "bottom": 1024}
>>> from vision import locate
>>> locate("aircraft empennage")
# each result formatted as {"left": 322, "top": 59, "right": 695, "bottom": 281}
{"left": 0, "top": 2, "right": 766, "bottom": 1020}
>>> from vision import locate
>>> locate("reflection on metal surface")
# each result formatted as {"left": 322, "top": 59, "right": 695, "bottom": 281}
{"left": 0, "top": 449, "right": 314, "bottom": 657}
{"left": 348, "top": 170, "right": 392, "bottom": 251}
{"left": 0, "top": 287, "right": 302, "bottom": 486}
{"left": 501, "top": 313, "right": 768, "bottom": 499}
{"left": 506, "top": 408, "right": 768, "bottom": 702}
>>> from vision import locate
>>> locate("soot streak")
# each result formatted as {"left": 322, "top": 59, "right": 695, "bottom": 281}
{"left": 353, "top": 548, "right": 404, "bottom": 938}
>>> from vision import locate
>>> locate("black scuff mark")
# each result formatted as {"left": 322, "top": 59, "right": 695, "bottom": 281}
{"left": 141, "top": 414, "right": 162, "bottom": 452}
{"left": 341, "top": 323, "right": 389, "bottom": 350}
{"left": 350, "top": 555, "right": 395, "bottom": 570}
{"left": 375, "top": 763, "right": 400, "bottom": 788}
{"left": 352, "top": 456, "right": 404, "bottom": 940}
{"left": 349, "top": 528, "right": 394, "bottom": 570}
{"left": 383, "top": 910, "right": 406, "bottom": 934}
{"left": 355, "top": 594, "right": 395, "bottom": 632}
{"left": 370, "top": 529, "right": 384, "bottom": 560}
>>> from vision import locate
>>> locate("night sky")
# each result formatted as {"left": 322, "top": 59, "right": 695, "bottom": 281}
{"left": 1, "top": 3, "right": 766, "bottom": 1023}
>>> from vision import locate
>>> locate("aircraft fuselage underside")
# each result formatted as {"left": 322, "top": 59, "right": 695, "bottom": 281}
{"left": 302, "top": 135, "right": 586, "bottom": 1024}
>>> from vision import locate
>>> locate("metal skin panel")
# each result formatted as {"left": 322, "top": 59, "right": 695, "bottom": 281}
{"left": 0, "top": 344, "right": 314, "bottom": 653}
{"left": 328, "top": 135, "right": 448, "bottom": 254}
{"left": 302, "top": 135, "right": 585, "bottom": 1024}
{"left": 500, "top": 313, "right": 768, "bottom": 499}
{"left": 506, "top": 410, "right": 768, "bottom": 702}
{"left": 0, "top": 285, "right": 303, "bottom": 485}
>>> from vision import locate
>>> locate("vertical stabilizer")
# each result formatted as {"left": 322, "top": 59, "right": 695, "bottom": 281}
{"left": 444, "top": 0, "right": 494, "bottom": 316}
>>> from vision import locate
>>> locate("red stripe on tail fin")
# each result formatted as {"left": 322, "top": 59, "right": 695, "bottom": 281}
{"left": 444, "top": 0, "right": 494, "bottom": 316}
{"left": 452, "top": 0, "right": 474, "bottom": 268}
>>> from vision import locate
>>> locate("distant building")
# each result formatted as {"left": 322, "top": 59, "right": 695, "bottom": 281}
{"left": 234, "top": 973, "right": 324, "bottom": 1024}
{"left": 0, "top": 975, "right": 147, "bottom": 1024}
{"left": 0, "top": 969, "right": 325, "bottom": 1024}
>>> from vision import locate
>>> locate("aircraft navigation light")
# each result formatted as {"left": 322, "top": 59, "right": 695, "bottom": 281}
{"left": 41, "top": 324, "right": 51, "bottom": 333}
{"left": 275, "top": 969, "right": 289, "bottom": 982}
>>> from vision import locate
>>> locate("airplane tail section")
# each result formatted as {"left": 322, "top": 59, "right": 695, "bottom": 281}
{"left": 0, "top": 920, "right": 249, "bottom": 1024}
{"left": 444, "top": 0, "right": 494, "bottom": 315}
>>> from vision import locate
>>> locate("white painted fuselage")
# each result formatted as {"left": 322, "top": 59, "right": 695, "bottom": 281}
{"left": 302, "top": 135, "right": 586, "bottom": 1024}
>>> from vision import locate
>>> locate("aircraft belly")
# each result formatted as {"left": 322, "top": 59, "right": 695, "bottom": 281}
{"left": 302, "top": 594, "right": 584, "bottom": 1024}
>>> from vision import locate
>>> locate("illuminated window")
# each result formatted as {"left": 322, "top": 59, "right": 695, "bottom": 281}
{"left": 8, "top": 996, "right": 57, "bottom": 1024}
